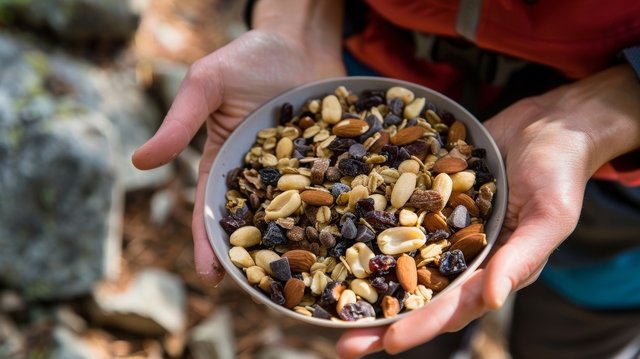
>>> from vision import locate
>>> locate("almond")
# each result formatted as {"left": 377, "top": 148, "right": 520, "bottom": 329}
{"left": 282, "top": 249, "right": 317, "bottom": 273}
{"left": 300, "top": 189, "right": 334, "bottom": 206}
{"left": 369, "top": 131, "right": 390, "bottom": 153}
{"left": 447, "top": 120, "right": 466, "bottom": 148}
{"left": 382, "top": 295, "right": 401, "bottom": 318}
{"left": 417, "top": 267, "right": 450, "bottom": 292}
{"left": 423, "top": 212, "right": 450, "bottom": 233}
{"left": 449, "top": 232, "right": 487, "bottom": 261}
{"left": 433, "top": 156, "right": 468, "bottom": 174}
{"left": 449, "top": 223, "right": 484, "bottom": 244}
{"left": 283, "top": 278, "right": 305, "bottom": 308}
{"left": 448, "top": 192, "right": 480, "bottom": 217}
{"left": 396, "top": 254, "right": 418, "bottom": 293}
{"left": 391, "top": 126, "right": 423, "bottom": 146}
{"left": 332, "top": 119, "right": 369, "bottom": 137}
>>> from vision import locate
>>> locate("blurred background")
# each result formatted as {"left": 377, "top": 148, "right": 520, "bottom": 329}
{"left": 0, "top": 1, "right": 510, "bottom": 358}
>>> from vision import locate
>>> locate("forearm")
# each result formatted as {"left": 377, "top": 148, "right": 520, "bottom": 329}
{"left": 253, "top": 0, "right": 345, "bottom": 77}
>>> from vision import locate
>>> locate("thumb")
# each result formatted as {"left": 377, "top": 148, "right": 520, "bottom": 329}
{"left": 132, "top": 59, "right": 223, "bottom": 170}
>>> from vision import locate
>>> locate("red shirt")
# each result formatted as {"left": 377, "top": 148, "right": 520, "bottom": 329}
{"left": 345, "top": 0, "right": 640, "bottom": 185}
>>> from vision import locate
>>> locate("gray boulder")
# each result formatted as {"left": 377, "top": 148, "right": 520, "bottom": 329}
{"left": 0, "top": 33, "right": 168, "bottom": 299}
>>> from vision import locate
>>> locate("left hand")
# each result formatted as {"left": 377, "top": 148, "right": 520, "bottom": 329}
{"left": 336, "top": 65, "right": 640, "bottom": 358}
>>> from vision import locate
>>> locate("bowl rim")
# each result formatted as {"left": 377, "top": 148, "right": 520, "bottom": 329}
{"left": 204, "top": 76, "right": 508, "bottom": 328}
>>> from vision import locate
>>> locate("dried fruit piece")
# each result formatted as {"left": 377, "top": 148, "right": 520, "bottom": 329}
{"left": 369, "top": 255, "right": 397, "bottom": 276}
{"left": 409, "top": 189, "right": 444, "bottom": 213}
{"left": 439, "top": 249, "right": 467, "bottom": 275}
{"left": 270, "top": 281, "right": 286, "bottom": 306}
{"left": 338, "top": 158, "right": 370, "bottom": 177}
{"left": 259, "top": 167, "right": 281, "bottom": 187}
{"left": 319, "top": 280, "right": 347, "bottom": 306}
{"left": 339, "top": 300, "right": 376, "bottom": 321}
{"left": 364, "top": 210, "right": 398, "bottom": 232}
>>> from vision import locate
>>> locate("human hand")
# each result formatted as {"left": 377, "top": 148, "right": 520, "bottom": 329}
{"left": 132, "top": 29, "right": 345, "bottom": 286}
{"left": 336, "top": 65, "right": 640, "bottom": 358}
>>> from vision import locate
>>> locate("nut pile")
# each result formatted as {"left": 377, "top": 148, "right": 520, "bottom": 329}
{"left": 221, "top": 85, "right": 496, "bottom": 322}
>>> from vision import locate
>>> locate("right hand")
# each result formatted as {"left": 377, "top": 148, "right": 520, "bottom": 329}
{"left": 132, "top": 29, "right": 345, "bottom": 286}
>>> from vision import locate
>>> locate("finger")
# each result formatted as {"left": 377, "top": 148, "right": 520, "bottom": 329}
{"left": 379, "top": 270, "right": 487, "bottom": 355}
{"left": 132, "top": 58, "right": 224, "bottom": 170}
{"left": 336, "top": 327, "right": 386, "bottom": 359}
{"left": 483, "top": 209, "right": 574, "bottom": 309}
{"left": 192, "top": 135, "right": 226, "bottom": 286}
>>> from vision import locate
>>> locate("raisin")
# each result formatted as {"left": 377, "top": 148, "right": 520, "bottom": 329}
{"left": 339, "top": 300, "right": 376, "bottom": 321}
{"left": 439, "top": 110, "right": 456, "bottom": 126}
{"left": 439, "top": 249, "right": 468, "bottom": 275}
{"left": 472, "top": 148, "right": 487, "bottom": 158}
{"left": 370, "top": 276, "right": 389, "bottom": 293}
{"left": 269, "top": 281, "right": 286, "bottom": 306}
{"left": 355, "top": 95, "right": 384, "bottom": 112}
{"left": 262, "top": 221, "right": 287, "bottom": 247}
{"left": 338, "top": 158, "right": 369, "bottom": 177}
{"left": 319, "top": 281, "right": 347, "bottom": 306}
{"left": 394, "top": 147, "right": 411, "bottom": 167}
{"left": 403, "top": 140, "right": 430, "bottom": 159}
{"left": 219, "top": 215, "right": 248, "bottom": 234}
{"left": 386, "top": 281, "right": 402, "bottom": 297}
{"left": 379, "top": 145, "right": 398, "bottom": 167}
{"left": 259, "top": 167, "right": 280, "bottom": 187}
{"left": 427, "top": 229, "right": 450, "bottom": 242}
{"left": 328, "top": 138, "right": 357, "bottom": 154}
{"left": 387, "top": 97, "right": 404, "bottom": 116}
{"left": 355, "top": 198, "right": 375, "bottom": 218}
{"left": 469, "top": 158, "right": 494, "bottom": 188}
{"left": 364, "top": 210, "right": 398, "bottom": 232}
{"left": 406, "top": 118, "right": 418, "bottom": 127}
{"left": 225, "top": 167, "right": 243, "bottom": 190}
{"left": 369, "top": 255, "right": 397, "bottom": 275}
{"left": 354, "top": 225, "right": 375, "bottom": 243}
{"left": 363, "top": 89, "right": 386, "bottom": 98}
{"left": 279, "top": 102, "right": 294, "bottom": 125}
{"left": 341, "top": 217, "right": 357, "bottom": 240}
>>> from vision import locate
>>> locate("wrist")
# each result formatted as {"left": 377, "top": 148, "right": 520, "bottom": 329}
{"left": 542, "top": 65, "right": 640, "bottom": 175}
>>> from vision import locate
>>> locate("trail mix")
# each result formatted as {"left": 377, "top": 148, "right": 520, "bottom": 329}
{"left": 221, "top": 85, "right": 497, "bottom": 322}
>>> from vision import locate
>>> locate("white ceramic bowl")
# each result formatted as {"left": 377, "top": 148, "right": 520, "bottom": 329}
{"left": 204, "top": 77, "right": 507, "bottom": 328}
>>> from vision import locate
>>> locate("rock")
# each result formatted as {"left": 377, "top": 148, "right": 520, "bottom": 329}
{"left": 0, "top": 315, "right": 25, "bottom": 358}
{"left": 50, "top": 326, "right": 111, "bottom": 359}
{"left": 257, "top": 346, "right": 323, "bottom": 359}
{"left": 90, "top": 268, "right": 187, "bottom": 336}
{"left": 3, "top": 0, "right": 141, "bottom": 41}
{"left": 189, "top": 308, "right": 235, "bottom": 359}
{"left": 0, "top": 95, "right": 123, "bottom": 300}
{"left": 0, "top": 34, "right": 171, "bottom": 191}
